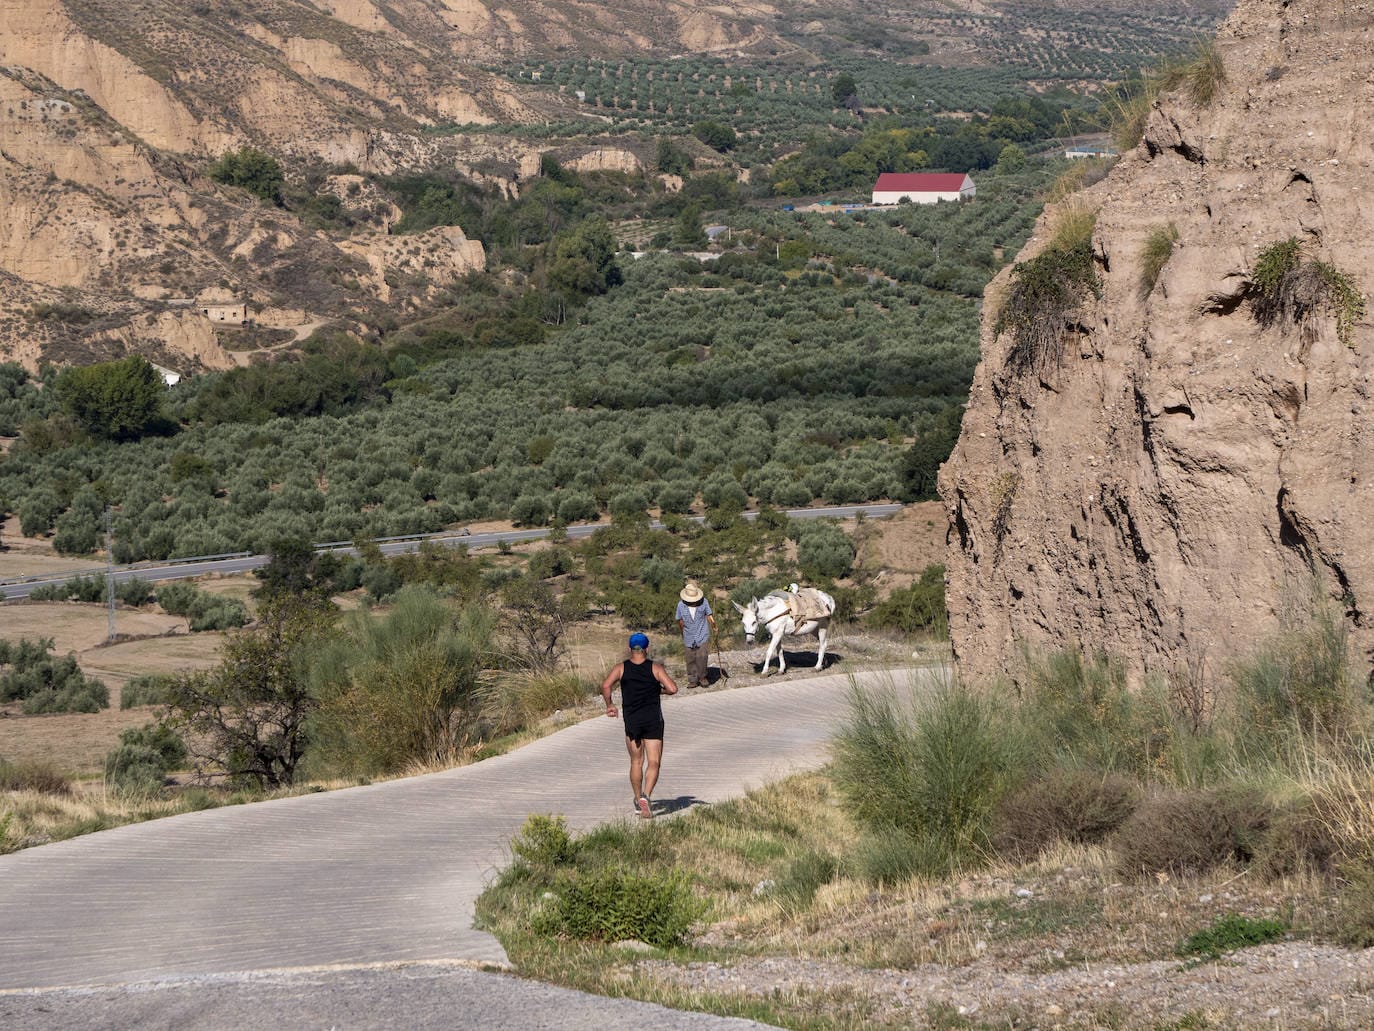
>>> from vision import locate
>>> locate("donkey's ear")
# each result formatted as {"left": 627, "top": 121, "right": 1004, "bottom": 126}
{"left": 732, "top": 601, "right": 746, "bottom": 614}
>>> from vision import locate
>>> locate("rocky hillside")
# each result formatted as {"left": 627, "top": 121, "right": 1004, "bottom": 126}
{"left": 0, "top": 0, "right": 1230, "bottom": 372}
{"left": 940, "top": 0, "right": 1374, "bottom": 685}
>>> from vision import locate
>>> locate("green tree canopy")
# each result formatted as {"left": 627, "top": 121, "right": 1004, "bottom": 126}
{"left": 547, "top": 218, "right": 623, "bottom": 303}
{"left": 208, "top": 147, "right": 285, "bottom": 205}
{"left": 691, "top": 120, "right": 737, "bottom": 152}
{"left": 831, "top": 72, "right": 859, "bottom": 107}
{"left": 655, "top": 138, "right": 693, "bottom": 176}
{"left": 53, "top": 356, "right": 165, "bottom": 441}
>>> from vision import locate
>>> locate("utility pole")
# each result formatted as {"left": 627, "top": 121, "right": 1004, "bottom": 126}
{"left": 105, "top": 507, "right": 116, "bottom": 642}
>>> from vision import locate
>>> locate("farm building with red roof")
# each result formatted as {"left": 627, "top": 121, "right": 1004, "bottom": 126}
{"left": 871, "top": 172, "right": 976, "bottom": 205}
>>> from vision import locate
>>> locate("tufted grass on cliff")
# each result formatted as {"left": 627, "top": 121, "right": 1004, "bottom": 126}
{"left": 1140, "top": 223, "right": 1180, "bottom": 297}
{"left": 994, "top": 205, "right": 1100, "bottom": 378}
{"left": 1108, "top": 38, "right": 1227, "bottom": 151}
{"left": 1251, "top": 236, "right": 1366, "bottom": 348}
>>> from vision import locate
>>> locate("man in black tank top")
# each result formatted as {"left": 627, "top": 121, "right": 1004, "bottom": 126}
{"left": 601, "top": 632, "right": 679, "bottom": 818}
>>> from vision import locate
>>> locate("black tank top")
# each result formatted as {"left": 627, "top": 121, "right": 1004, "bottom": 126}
{"left": 620, "top": 658, "right": 661, "bottom": 722}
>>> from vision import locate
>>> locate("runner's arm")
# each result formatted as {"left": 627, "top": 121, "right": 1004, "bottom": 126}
{"left": 654, "top": 662, "right": 679, "bottom": 696}
{"left": 600, "top": 663, "right": 623, "bottom": 716}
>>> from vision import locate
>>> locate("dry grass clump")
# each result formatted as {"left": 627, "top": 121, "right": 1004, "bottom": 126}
{"left": 1046, "top": 197, "right": 1098, "bottom": 254}
{"left": 1111, "top": 786, "right": 1274, "bottom": 878}
{"left": 1160, "top": 38, "right": 1227, "bottom": 107}
{"left": 0, "top": 756, "right": 71, "bottom": 795}
{"left": 478, "top": 669, "right": 595, "bottom": 738}
{"left": 991, "top": 768, "right": 1139, "bottom": 861}
{"left": 1047, "top": 157, "right": 1114, "bottom": 204}
{"left": 1108, "top": 39, "right": 1227, "bottom": 151}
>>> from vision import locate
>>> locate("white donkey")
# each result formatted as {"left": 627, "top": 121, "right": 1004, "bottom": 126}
{"left": 733, "top": 588, "right": 836, "bottom": 675}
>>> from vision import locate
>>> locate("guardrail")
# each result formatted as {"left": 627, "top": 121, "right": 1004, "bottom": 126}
{"left": 0, "top": 551, "right": 255, "bottom": 587}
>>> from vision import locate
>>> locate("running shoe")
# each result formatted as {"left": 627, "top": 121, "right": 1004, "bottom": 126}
{"left": 637, "top": 795, "right": 652, "bottom": 819}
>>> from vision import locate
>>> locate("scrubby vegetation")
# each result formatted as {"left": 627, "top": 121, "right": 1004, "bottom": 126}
{"left": 155, "top": 582, "right": 249, "bottom": 631}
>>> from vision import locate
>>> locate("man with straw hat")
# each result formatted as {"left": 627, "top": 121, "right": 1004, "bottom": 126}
{"left": 676, "top": 580, "right": 716, "bottom": 689}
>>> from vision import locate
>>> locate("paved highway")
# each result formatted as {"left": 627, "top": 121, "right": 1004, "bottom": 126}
{"left": 0, "top": 504, "right": 901, "bottom": 601}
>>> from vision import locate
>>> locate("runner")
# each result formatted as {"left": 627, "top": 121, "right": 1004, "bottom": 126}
{"left": 601, "top": 632, "right": 678, "bottom": 818}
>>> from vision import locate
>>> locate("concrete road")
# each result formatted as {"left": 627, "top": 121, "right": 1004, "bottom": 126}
{"left": 0, "top": 668, "right": 925, "bottom": 1026}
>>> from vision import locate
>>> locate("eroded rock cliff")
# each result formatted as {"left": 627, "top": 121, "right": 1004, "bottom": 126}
{"left": 940, "top": 0, "right": 1374, "bottom": 684}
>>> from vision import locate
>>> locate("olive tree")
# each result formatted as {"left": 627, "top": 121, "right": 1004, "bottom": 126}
{"left": 163, "top": 594, "right": 336, "bottom": 789}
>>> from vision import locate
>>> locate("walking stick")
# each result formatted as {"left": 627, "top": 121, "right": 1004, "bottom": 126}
{"left": 713, "top": 630, "right": 730, "bottom": 681}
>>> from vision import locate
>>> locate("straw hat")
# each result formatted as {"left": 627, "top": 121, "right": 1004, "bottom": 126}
{"left": 680, "top": 582, "right": 704, "bottom": 603}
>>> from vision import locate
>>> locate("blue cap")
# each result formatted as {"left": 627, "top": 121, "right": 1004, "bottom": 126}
{"left": 628, "top": 632, "right": 649, "bottom": 650}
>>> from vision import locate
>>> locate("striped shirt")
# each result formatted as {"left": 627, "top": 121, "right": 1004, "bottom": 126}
{"left": 676, "top": 599, "right": 713, "bottom": 648}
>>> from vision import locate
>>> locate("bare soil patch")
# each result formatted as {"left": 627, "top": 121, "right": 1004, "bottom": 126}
{"left": 0, "top": 707, "right": 155, "bottom": 775}
{"left": 861, "top": 501, "right": 946, "bottom": 587}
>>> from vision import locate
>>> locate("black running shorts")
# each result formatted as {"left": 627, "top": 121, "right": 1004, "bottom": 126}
{"left": 624, "top": 716, "right": 665, "bottom": 744}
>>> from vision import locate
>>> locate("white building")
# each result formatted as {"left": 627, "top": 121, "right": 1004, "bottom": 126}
{"left": 871, "top": 172, "right": 976, "bottom": 205}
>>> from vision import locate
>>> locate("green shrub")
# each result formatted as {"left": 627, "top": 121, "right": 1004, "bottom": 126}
{"left": 992, "top": 768, "right": 1139, "bottom": 861}
{"left": 527, "top": 547, "right": 574, "bottom": 580}
{"left": 851, "top": 823, "right": 941, "bottom": 885}
{"left": 104, "top": 723, "right": 186, "bottom": 796}
{"left": 361, "top": 562, "right": 403, "bottom": 602}
{"left": 609, "top": 583, "right": 679, "bottom": 631}
{"left": 1020, "top": 649, "right": 1167, "bottom": 775}
{"left": 772, "top": 848, "right": 840, "bottom": 912}
{"left": 1178, "top": 913, "right": 1286, "bottom": 961}
{"left": 511, "top": 814, "right": 578, "bottom": 868}
{"left": 120, "top": 673, "right": 178, "bottom": 709}
{"left": 794, "top": 521, "right": 855, "bottom": 581}
{"left": 156, "top": 583, "right": 249, "bottom": 631}
{"left": 833, "top": 679, "right": 1026, "bottom": 877}
{"left": 208, "top": 146, "right": 285, "bottom": 204}
{"left": 1112, "top": 786, "right": 1274, "bottom": 878}
{"left": 511, "top": 494, "right": 552, "bottom": 527}
{"left": 478, "top": 669, "right": 592, "bottom": 737}
{"left": 639, "top": 555, "right": 685, "bottom": 593}
{"left": 29, "top": 573, "right": 110, "bottom": 603}
{"left": 1229, "top": 600, "right": 1357, "bottom": 747}
{"left": 534, "top": 866, "right": 704, "bottom": 947}
{"left": 116, "top": 577, "right": 154, "bottom": 606}
{"left": 0, "top": 638, "right": 108, "bottom": 713}
{"left": 309, "top": 588, "right": 492, "bottom": 774}
{"left": 867, "top": 564, "right": 946, "bottom": 636}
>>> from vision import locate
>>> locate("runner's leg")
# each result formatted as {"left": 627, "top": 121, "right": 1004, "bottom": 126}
{"left": 642, "top": 738, "right": 664, "bottom": 800}
{"left": 625, "top": 735, "right": 644, "bottom": 803}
